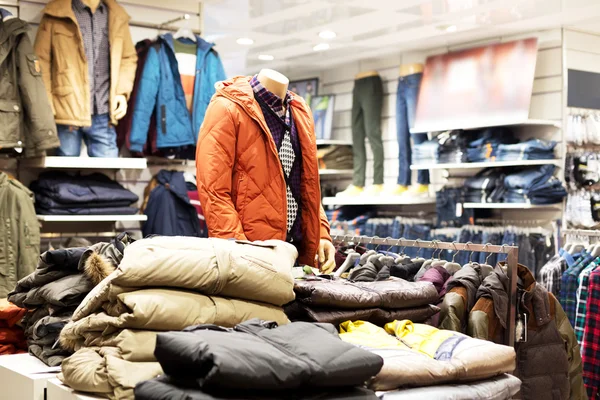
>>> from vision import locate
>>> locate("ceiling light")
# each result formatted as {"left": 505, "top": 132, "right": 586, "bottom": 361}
{"left": 313, "top": 43, "right": 330, "bottom": 52}
{"left": 445, "top": 25, "right": 457, "bottom": 33}
{"left": 319, "top": 30, "right": 337, "bottom": 39}
{"left": 258, "top": 54, "right": 274, "bottom": 61}
{"left": 236, "top": 37, "right": 254, "bottom": 45}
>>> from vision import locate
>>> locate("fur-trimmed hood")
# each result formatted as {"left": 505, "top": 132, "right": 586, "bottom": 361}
{"left": 78, "top": 232, "right": 135, "bottom": 285}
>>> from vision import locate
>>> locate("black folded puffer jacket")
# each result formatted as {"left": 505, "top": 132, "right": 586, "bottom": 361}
{"left": 134, "top": 319, "right": 383, "bottom": 398}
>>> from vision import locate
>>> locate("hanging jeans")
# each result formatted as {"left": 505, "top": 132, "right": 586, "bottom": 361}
{"left": 397, "top": 73, "right": 429, "bottom": 186}
{"left": 351, "top": 75, "right": 384, "bottom": 187}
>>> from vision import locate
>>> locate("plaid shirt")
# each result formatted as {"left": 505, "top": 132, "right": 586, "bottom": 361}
{"left": 582, "top": 268, "right": 600, "bottom": 398}
{"left": 539, "top": 254, "right": 568, "bottom": 295}
{"left": 575, "top": 260, "right": 599, "bottom": 347}
{"left": 72, "top": 0, "right": 110, "bottom": 115}
{"left": 560, "top": 252, "right": 594, "bottom": 327}
{"left": 250, "top": 75, "right": 303, "bottom": 243}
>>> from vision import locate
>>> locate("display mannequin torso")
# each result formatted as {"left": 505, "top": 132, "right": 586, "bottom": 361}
{"left": 256, "top": 69, "right": 289, "bottom": 100}
{"left": 355, "top": 70, "right": 379, "bottom": 80}
{"left": 399, "top": 63, "right": 424, "bottom": 77}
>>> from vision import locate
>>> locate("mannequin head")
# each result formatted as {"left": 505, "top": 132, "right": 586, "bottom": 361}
{"left": 256, "top": 69, "right": 289, "bottom": 99}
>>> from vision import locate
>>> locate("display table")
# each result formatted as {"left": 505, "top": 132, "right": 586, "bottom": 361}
{"left": 47, "top": 378, "right": 106, "bottom": 400}
{"left": 0, "top": 353, "right": 59, "bottom": 400}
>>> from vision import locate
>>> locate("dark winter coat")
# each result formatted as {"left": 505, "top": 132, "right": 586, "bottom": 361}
{"left": 0, "top": 16, "right": 59, "bottom": 155}
{"left": 136, "top": 319, "right": 382, "bottom": 398}
{"left": 469, "top": 263, "right": 587, "bottom": 400}
{"left": 142, "top": 170, "right": 202, "bottom": 237}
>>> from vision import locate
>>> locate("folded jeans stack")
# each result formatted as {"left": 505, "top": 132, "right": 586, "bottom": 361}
{"left": 503, "top": 165, "right": 566, "bottom": 204}
{"left": 135, "top": 319, "right": 383, "bottom": 400}
{"left": 437, "top": 130, "right": 473, "bottom": 164}
{"left": 464, "top": 171, "right": 506, "bottom": 203}
{"left": 339, "top": 320, "right": 518, "bottom": 398}
{"left": 317, "top": 145, "right": 354, "bottom": 170}
{"left": 0, "top": 299, "right": 27, "bottom": 355}
{"left": 466, "top": 127, "right": 516, "bottom": 162}
{"left": 31, "top": 171, "right": 139, "bottom": 215}
{"left": 412, "top": 137, "right": 439, "bottom": 165}
{"left": 496, "top": 138, "right": 557, "bottom": 161}
{"left": 284, "top": 278, "right": 440, "bottom": 327}
{"left": 58, "top": 237, "right": 297, "bottom": 400}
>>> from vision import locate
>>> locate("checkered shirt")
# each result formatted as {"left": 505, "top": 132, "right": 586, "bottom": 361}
{"left": 250, "top": 75, "right": 303, "bottom": 243}
{"left": 539, "top": 254, "right": 568, "bottom": 295}
{"left": 72, "top": 0, "right": 110, "bottom": 115}
{"left": 575, "top": 260, "right": 599, "bottom": 347}
{"left": 582, "top": 268, "right": 600, "bottom": 398}
{"left": 560, "top": 253, "right": 594, "bottom": 327}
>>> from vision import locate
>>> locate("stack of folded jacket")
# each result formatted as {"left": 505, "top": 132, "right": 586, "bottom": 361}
{"left": 496, "top": 138, "right": 557, "bottom": 161}
{"left": 58, "top": 237, "right": 297, "bottom": 400}
{"left": 317, "top": 145, "right": 354, "bottom": 170}
{"left": 284, "top": 277, "right": 440, "bottom": 327}
{"left": 503, "top": 165, "right": 567, "bottom": 205}
{"left": 31, "top": 171, "right": 139, "bottom": 215}
{"left": 339, "top": 320, "right": 519, "bottom": 399}
{"left": 135, "top": 319, "right": 383, "bottom": 400}
{"left": 7, "top": 233, "right": 134, "bottom": 366}
{"left": 0, "top": 299, "right": 27, "bottom": 355}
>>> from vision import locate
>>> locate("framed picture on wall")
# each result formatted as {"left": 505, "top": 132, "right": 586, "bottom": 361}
{"left": 311, "top": 95, "right": 335, "bottom": 140}
{"left": 290, "top": 77, "right": 319, "bottom": 105}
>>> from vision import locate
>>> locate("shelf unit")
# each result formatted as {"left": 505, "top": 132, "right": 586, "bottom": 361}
{"left": 316, "top": 139, "right": 353, "bottom": 146}
{"left": 20, "top": 156, "right": 147, "bottom": 169}
{"left": 462, "top": 202, "right": 563, "bottom": 210}
{"left": 411, "top": 119, "right": 562, "bottom": 134}
{"left": 322, "top": 196, "right": 436, "bottom": 207}
{"left": 410, "top": 159, "right": 562, "bottom": 170}
{"left": 319, "top": 169, "right": 353, "bottom": 176}
{"left": 37, "top": 215, "right": 148, "bottom": 222}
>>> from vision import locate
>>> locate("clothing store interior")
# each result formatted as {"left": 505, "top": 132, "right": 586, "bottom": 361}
{"left": 4, "top": 0, "right": 600, "bottom": 399}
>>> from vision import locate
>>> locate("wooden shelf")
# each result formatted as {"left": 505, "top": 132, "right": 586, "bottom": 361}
{"left": 37, "top": 215, "right": 147, "bottom": 222}
{"left": 410, "top": 159, "right": 561, "bottom": 170}
{"left": 21, "top": 156, "right": 147, "bottom": 169}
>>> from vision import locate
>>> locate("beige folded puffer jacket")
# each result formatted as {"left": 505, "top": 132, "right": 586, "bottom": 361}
{"left": 58, "top": 237, "right": 297, "bottom": 400}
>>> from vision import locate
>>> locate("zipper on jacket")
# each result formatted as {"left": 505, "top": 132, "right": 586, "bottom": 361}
{"left": 161, "top": 105, "right": 167, "bottom": 134}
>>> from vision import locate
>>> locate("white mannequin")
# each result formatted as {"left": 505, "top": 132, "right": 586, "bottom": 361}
{"left": 78, "top": 0, "right": 127, "bottom": 120}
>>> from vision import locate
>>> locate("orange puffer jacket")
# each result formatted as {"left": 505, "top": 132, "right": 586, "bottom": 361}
{"left": 196, "top": 76, "right": 331, "bottom": 266}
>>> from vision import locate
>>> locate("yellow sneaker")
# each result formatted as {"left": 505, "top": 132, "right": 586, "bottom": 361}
{"left": 363, "top": 184, "right": 384, "bottom": 196}
{"left": 336, "top": 184, "right": 364, "bottom": 197}
{"left": 384, "top": 185, "right": 409, "bottom": 196}
{"left": 403, "top": 184, "right": 430, "bottom": 197}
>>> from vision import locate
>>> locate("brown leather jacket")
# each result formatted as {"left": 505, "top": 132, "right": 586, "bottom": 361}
{"left": 469, "top": 263, "right": 587, "bottom": 400}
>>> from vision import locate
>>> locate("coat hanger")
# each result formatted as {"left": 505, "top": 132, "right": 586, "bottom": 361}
{"left": 174, "top": 14, "right": 196, "bottom": 42}
{"left": 412, "top": 239, "right": 425, "bottom": 262}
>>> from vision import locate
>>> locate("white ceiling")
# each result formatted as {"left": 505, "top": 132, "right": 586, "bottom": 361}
{"left": 200, "top": 0, "right": 600, "bottom": 74}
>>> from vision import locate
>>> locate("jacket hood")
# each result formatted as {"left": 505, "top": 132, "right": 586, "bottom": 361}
{"left": 42, "top": 0, "right": 130, "bottom": 21}
{"left": 0, "top": 17, "right": 28, "bottom": 48}
{"left": 160, "top": 33, "right": 214, "bottom": 58}
{"left": 156, "top": 170, "right": 191, "bottom": 205}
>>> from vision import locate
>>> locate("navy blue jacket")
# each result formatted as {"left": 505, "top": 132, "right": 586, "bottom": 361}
{"left": 129, "top": 34, "right": 226, "bottom": 152}
{"left": 143, "top": 170, "right": 202, "bottom": 237}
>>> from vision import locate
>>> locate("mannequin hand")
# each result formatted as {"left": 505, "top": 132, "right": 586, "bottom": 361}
{"left": 316, "top": 239, "right": 336, "bottom": 274}
{"left": 113, "top": 95, "right": 128, "bottom": 120}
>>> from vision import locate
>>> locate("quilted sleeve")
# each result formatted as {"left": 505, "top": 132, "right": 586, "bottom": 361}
{"left": 129, "top": 46, "right": 159, "bottom": 153}
{"left": 116, "top": 23, "right": 137, "bottom": 100}
{"left": 196, "top": 98, "right": 246, "bottom": 240}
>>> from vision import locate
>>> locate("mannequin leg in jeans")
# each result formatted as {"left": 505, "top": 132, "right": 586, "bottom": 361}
{"left": 83, "top": 114, "right": 119, "bottom": 157}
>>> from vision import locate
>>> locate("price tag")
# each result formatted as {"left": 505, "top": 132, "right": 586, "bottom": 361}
{"left": 456, "top": 203, "right": 463, "bottom": 217}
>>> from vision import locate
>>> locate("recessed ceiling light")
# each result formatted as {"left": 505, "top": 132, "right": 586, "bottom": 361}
{"left": 313, "top": 43, "right": 330, "bottom": 52}
{"left": 319, "top": 30, "right": 337, "bottom": 39}
{"left": 258, "top": 54, "right": 274, "bottom": 61}
{"left": 236, "top": 37, "right": 254, "bottom": 45}
{"left": 446, "top": 25, "right": 457, "bottom": 32}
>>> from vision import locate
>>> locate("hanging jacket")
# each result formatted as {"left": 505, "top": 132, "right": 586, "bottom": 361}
{"left": 129, "top": 34, "right": 226, "bottom": 152}
{"left": 0, "top": 16, "right": 58, "bottom": 155}
{"left": 0, "top": 173, "right": 39, "bottom": 298}
{"left": 196, "top": 76, "right": 331, "bottom": 266}
{"left": 142, "top": 170, "right": 202, "bottom": 237}
{"left": 34, "top": 0, "right": 137, "bottom": 126}
{"left": 468, "top": 263, "right": 587, "bottom": 400}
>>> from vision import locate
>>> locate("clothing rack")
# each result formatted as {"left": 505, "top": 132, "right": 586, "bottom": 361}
{"left": 563, "top": 229, "right": 600, "bottom": 237}
{"left": 130, "top": 11, "right": 202, "bottom": 35}
{"left": 332, "top": 234, "right": 519, "bottom": 347}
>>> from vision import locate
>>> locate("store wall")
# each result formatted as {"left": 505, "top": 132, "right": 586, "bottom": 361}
{"left": 284, "top": 29, "right": 564, "bottom": 187}
{"left": 564, "top": 29, "right": 600, "bottom": 74}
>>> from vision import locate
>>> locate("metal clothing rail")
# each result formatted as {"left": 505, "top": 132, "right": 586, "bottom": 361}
{"left": 563, "top": 229, "right": 600, "bottom": 237}
{"left": 332, "top": 234, "right": 519, "bottom": 347}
